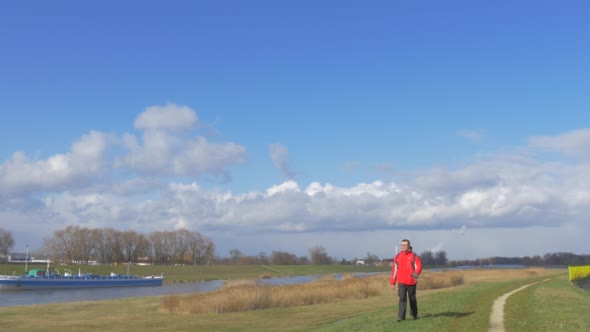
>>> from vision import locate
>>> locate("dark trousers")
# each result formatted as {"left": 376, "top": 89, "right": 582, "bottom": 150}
{"left": 397, "top": 284, "right": 418, "bottom": 319}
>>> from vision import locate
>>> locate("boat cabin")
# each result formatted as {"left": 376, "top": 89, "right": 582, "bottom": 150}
{"left": 26, "top": 268, "right": 59, "bottom": 277}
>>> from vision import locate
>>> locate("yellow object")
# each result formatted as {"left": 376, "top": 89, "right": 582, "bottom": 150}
{"left": 568, "top": 265, "right": 590, "bottom": 281}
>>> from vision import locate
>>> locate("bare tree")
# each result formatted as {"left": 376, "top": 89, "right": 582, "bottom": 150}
{"left": 188, "top": 231, "right": 215, "bottom": 265}
{"left": 229, "top": 248, "right": 242, "bottom": 264}
{"left": 171, "top": 229, "right": 191, "bottom": 264}
{"left": 45, "top": 225, "right": 83, "bottom": 263}
{"left": 148, "top": 231, "right": 167, "bottom": 264}
{"left": 120, "top": 231, "right": 149, "bottom": 263}
{"left": 147, "top": 230, "right": 192, "bottom": 265}
{"left": 93, "top": 228, "right": 117, "bottom": 264}
{"left": 202, "top": 237, "right": 215, "bottom": 265}
{"left": 39, "top": 226, "right": 218, "bottom": 266}
{"left": 271, "top": 251, "right": 298, "bottom": 265}
{"left": 0, "top": 228, "right": 14, "bottom": 258}
{"left": 257, "top": 252, "right": 268, "bottom": 264}
{"left": 420, "top": 250, "right": 434, "bottom": 266}
{"left": 76, "top": 227, "right": 95, "bottom": 264}
{"left": 434, "top": 250, "right": 447, "bottom": 266}
{"left": 309, "top": 245, "right": 331, "bottom": 265}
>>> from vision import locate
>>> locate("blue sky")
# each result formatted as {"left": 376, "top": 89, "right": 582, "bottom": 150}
{"left": 2, "top": 1, "right": 590, "bottom": 260}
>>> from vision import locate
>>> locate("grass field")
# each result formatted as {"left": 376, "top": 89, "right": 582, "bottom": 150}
{"left": 0, "top": 267, "right": 584, "bottom": 331}
{"left": 504, "top": 275, "right": 590, "bottom": 331}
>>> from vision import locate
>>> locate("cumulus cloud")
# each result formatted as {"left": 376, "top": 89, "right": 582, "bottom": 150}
{"left": 0, "top": 131, "right": 111, "bottom": 197}
{"left": 4, "top": 120, "right": 590, "bottom": 259}
{"left": 110, "top": 155, "right": 582, "bottom": 236}
{"left": 27, "top": 141, "right": 590, "bottom": 241}
{"left": 269, "top": 143, "right": 296, "bottom": 179}
{"left": 117, "top": 104, "right": 248, "bottom": 179}
{"left": 134, "top": 103, "right": 198, "bottom": 131}
{"left": 529, "top": 128, "right": 590, "bottom": 160}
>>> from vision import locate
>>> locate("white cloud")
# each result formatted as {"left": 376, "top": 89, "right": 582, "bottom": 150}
{"left": 134, "top": 103, "right": 198, "bottom": 131}
{"left": 266, "top": 180, "right": 300, "bottom": 196}
{"left": 5, "top": 122, "right": 590, "bottom": 259}
{"left": 0, "top": 131, "right": 111, "bottom": 197}
{"left": 269, "top": 143, "right": 296, "bottom": 179}
{"left": 117, "top": 104, "right": 248, "bottom": 179}
{"left": 529, "top": 128, "right": 590, "bottom": 160}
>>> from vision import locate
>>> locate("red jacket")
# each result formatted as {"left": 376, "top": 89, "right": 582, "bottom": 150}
{"left": 390, "top": 250, "right": 422, "bottom": 286}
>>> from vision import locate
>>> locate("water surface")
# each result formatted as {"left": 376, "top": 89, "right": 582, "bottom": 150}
{"left": 0, "top": 272, "right": 381, "bottom": 307}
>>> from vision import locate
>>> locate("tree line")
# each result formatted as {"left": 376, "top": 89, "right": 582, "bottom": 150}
{"left": 2, "top": 227, "right": 337, "bottom": 266}
{"left": 3, "top": 227, "right": 589, "bottom": 266}
{"left": 223, "top": 245, "right": 336, "bottom": 265}
{"left": 41, "top": 226, "right": 216, "bottom": 265}
{"left": 448, "top": 252, "right": 590, "bottom": 267}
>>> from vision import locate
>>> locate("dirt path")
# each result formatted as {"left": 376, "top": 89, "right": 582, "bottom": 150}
{"left": 488, "top": 278, "right": 554, "bottom": 332}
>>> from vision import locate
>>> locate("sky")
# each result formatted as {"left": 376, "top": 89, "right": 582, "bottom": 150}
{"left": 1, "top": 1, "right": 590, "bottom": 261}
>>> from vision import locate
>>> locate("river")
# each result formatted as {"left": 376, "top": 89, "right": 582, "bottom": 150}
{"left": 0, "top": 273, "right": 381, "bottom": 307}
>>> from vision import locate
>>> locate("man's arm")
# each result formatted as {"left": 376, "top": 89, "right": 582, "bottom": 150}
{"left": 390, "top": 255, "right": 398, "bottom": 289}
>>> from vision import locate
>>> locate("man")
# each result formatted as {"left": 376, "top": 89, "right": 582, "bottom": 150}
{"left": 390, "top": 239, "right": 422, "bottom": 322}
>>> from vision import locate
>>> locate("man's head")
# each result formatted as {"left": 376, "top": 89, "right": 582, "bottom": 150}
{"left": 401, "top": 239, "right": 411, "bottom": 252}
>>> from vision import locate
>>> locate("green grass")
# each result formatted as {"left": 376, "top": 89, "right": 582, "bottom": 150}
{"left": 505, "top": 276, "right": 590, "bottom": 331}
{"left": 312, "top": 274, "right": 563, "bottom": 332}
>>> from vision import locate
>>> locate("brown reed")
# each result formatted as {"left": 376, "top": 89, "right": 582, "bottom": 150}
{"left": 159, "top": 271, "right": 465, "bottom": 315}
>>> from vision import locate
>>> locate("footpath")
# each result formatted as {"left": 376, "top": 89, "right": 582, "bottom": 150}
{"left": 488, "top": 277, "right": 559, "bottom": 332}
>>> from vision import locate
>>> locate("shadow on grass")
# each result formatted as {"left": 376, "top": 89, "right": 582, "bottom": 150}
{"left": 421, "top": 311, "right": 475, "bottom": 319}
{"left": 573, "top": 278, "right": 590, "bottom": 291}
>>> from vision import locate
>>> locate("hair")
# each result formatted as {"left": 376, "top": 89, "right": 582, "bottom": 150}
{"left": 401, "top": 239, "right": 411, "bottom": 246}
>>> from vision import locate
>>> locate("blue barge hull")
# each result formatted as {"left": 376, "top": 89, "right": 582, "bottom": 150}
{"left": 0, "top": 275, "right": 163, "bottom": 290}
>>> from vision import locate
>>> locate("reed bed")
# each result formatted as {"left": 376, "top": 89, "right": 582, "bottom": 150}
{"left": 461, "top": 267, "right": 544, "bottom": 284}
{"left": 417, "top": 271, "right": 464, "bottom": 290}
{"left": 160, "top": 271, "right": 465, "bottom": 314}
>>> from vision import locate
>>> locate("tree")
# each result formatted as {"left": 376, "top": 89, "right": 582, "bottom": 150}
{"left": 365, "top": 252, "right": 380, "bottom": 265}
{"left": 257, "top": 252, "right": 268, "bottom": 264}
{"left": 188, "top": 231, "right": 215, "bottom": 265}
{"left": 229, "top": 249, "right": 243, "bottom": 264}
{"left": 93, "top": 228, "right": 118, "bottom": 264}
{"left": 270, "top": 251, "right": 298, "bottom": 265}
{"left": 0, "top": 228, "right": 14, "bottom": 257}
{"left": 309, "top": 245, "right": 331, "bottom": 265}
{"left": 434, "top": 250, "right": 447, "bottom": 266}
{"left": 44, "top": 225, "right": 91, "bottom": 263}
{"left": 420, "top": 250, "right": 434, "bottom": 266}
{"left": 148, "top": 231, "right": 167, "bottom": 264}
{"left": 120, "top": 231, "right": 149, "bottom": 263}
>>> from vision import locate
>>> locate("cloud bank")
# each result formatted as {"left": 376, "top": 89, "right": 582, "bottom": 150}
{"left": 2, "top": 104, "right": 590, "bottom": 259}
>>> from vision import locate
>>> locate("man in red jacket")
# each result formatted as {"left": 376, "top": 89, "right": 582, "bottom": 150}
{"left": 390, "top": 239, "right": 422, "bottom": 322}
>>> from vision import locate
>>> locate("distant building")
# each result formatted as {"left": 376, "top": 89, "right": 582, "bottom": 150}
{"left": 9, "top": 253, "right": 29, "bottom": 262}
{"left": 4, "top": 253, "right": 52, "bottom": 264}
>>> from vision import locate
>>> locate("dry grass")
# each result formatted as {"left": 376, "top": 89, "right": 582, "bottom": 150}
{"left": 160, "top": 271, "right": 466, "bottom": 314}
{"left": 461, "top": 267, "right": 545, "bottom": 284}
{"left": 417, "top": 271, "right": 464, "bottom": 290}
